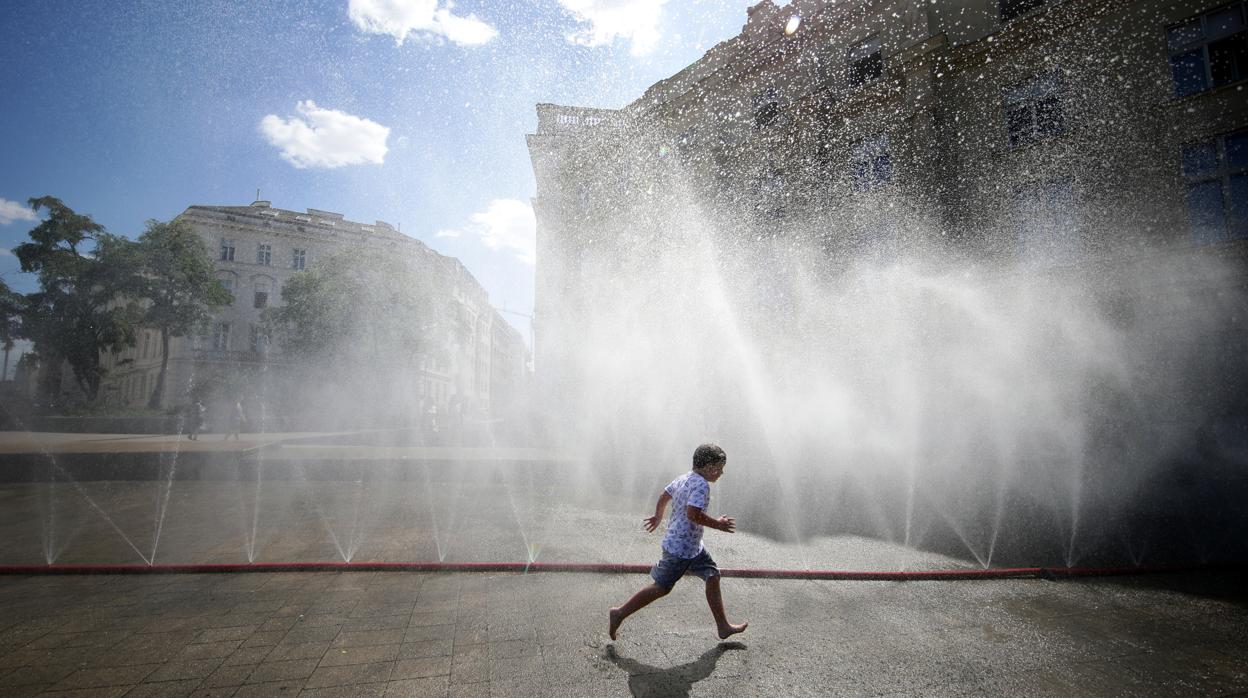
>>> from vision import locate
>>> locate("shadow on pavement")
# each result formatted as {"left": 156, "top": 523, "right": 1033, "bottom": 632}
{"left": 605, "top": 642, "right": 746, "bottom": 697}
{"left": 1106, "top": 570, "right": 1248, "bottom": 609}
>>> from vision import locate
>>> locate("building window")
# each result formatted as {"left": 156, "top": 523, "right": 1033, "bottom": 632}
{"left": 250, "top": 325, "right": 269, "bottom": 353}
{"left": 999, "top": 0, "right": 1046, "bottom": 22}
{"left": 211, "top": 323, "right": 230, "bottom": 351}
{"left": 1168, "top": 2, "right": 1247, "bottom": 98}
{"left": 850, "top": 134, "right": 893, "bottom": 193}
{"left": 847, "top": 36, "right": 882, "bottom": 88}
{"left": 753, "top": 88, "right": 781, "bottom": 128}
{"left": 292, "top": 248, "right": 306, "bottom": 270}
{"left": 1014, "top": 179, "right": 1078, "bottom": 261}
{"left": 1004, "top": 72, "right": 1064, "bottom": 148}
{"left": 253, "top": 279, "right": 271, "bottom": 309}
{"left": 220, "top": 239, "right": 235, "bottom": 261}
{"left": 218, "top": 276, "right": 235, "bottom": 304}
{"left": 1182, "top": 128, "right": 1248, "bottom": 244}
{"left": 256, "top": 243, "right": 272, "bottom": 266}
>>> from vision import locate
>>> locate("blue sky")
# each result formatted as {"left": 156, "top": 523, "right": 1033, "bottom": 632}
{"left": 0, "top": 0, "right": 773, "bottom": 351}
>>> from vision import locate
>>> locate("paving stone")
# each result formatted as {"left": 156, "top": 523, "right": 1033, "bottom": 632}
{"left": 243, "top": 659, "right": 319, "bottom": 684}
{"left": 202, "top": 663, "right": 256, "bottom": 688}
{"left": 240, "top": 631, "right": 287, "bottom": 648}
{"left": 0, "top": 684, "right": 52, "bottom": 698}
{"left": 317, "top": 644, "right": 401, "bottom": 667}
{"left": 444, "top": 683, "right": 488, "bottom": 698}
{"left": 303, "top": 660, "right": 394, "bottom": 689}
{"left": 223, "top": 646, "right": 274, "bottom": 666}
{"left": 296, "top": 615, "right": 350, "bottom": 630}
{"left": 261, "top": 642, "right": 327, "bottom": 664}
{"left": 330, "top": 629, "right": 404, "bottom": 648}
{"left": 0, "top": 663, "right": 78, "bottom": 686}
{"left": 396, "top": 640, "right": 453, "bottom": 660}
{"left": 486, "top": 640, "right": 537, "bottom": 660}
{"left": 187, "top": 688, "right": 240, "bottom": 697}
{"left": 193, "top": 627, "right": 257, "bottom": 644}
{"left": 147, "top": 657, "right": 227, "bottom": 682}
{"left": 382, "top": 676, "right": 448, "bottom": 698}
{"left": 402, "top": 626, "right": 454, "bottom": 644}
{"left": 487, "top": 654, "right": 543, "bottom": 683}
{"left": 176, "top": 640, "right": 245, "bottom": 661}
{"left": 51, "top": 663, "right": 161, "bottom": 690}
{"left": 38, "top": 686, "right": 134, "bottom": 697}
{"left": 301, "top": 683, "right": 388, "bottom": 697}
{"left": 255, "top": 618, "right": 297, "bottom": 634}
{"left": 0, "top": 570, "right": 1242, "bottom": 696}
{"left": 125, "top": 678, "right": 205, "bottom": 697}
{"left": 232, "top": 679, "right": 305, "bottom": 696}
{"left": 392, "top": 656, "right": 452, "bottom": 681}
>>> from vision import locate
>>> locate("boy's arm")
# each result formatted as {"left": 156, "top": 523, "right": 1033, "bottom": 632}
{"left": 643, "top": 492, "right": 672, "bottom": 532}
{"left": 686, "top": 505, "right": 735, "bottom": 533}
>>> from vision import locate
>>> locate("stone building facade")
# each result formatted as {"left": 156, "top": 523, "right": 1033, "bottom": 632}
{"left": 528, "top": 0, "right": 1247, "bottom": 407}
{"left": 98, "top": 201, "right": 528, "bottom": 427}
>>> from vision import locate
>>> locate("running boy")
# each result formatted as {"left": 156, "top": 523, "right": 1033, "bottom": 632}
{"left": 609, "top": 443, "right": 748, "bottom": 641}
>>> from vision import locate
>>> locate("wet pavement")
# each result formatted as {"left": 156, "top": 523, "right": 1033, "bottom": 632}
{"left": 0, "top": 569, "right": 1245, "bottom": 697}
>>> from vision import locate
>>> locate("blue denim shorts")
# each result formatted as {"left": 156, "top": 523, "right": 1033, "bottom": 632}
{"left": 651, "top": 548, "right": 719, "bottom": 589}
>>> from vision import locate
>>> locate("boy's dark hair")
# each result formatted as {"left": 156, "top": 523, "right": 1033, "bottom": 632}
{"left": 692, "top": 443, "right": 727, "bottom": 470}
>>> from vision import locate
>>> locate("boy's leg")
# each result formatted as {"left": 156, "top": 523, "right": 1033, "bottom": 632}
{"left": 609, "top": 584, "right": 669, "bottom": 641}
{"left": 704, "top": 576, "right": 748, "bottom": 639}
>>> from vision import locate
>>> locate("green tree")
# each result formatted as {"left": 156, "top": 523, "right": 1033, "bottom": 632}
{"left": 0, "top": 277, "right": 21, "bottom": 381}
{"left": 268, "top": 248, "right": 448, "bottom": 360}
{"left": 135, "top": 218, "right": 231, "bottom": 408}
{"left": 14, "top": 196, "right": 141, "bottom": 402}
{"left": 266, "top": 248, "right": 451, "bottom": 419}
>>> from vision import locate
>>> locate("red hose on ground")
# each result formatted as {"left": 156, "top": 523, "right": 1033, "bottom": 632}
{"left": 0, "top": 561, "right": 1236, "bottom": 579}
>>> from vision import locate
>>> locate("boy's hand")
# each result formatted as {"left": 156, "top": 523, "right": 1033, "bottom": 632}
{"left": 643, "top": 515, "right": 662, "bottom": 532}
{"left": 716, "top": 516, "right": 736, "bottom": 533}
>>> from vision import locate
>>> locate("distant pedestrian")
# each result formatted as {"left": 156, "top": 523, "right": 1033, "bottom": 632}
{"left": 187, "top": 400, "right": 206, "bottom": 440}
{"left": 608, "top": 443, "right": 748, "bottom": 641}
{"left": 225, "top": 400, "right": 246, "bottom": 440}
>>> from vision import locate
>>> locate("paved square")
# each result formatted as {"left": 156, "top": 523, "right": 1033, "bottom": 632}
{"left": 0, "top": 570, "right": 1245, "bottom": 696}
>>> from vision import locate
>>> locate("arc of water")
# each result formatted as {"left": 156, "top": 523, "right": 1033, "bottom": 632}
{"left": 51, "top": 462, "right": 152, "bottom": 565}
{"left": 924, "top": 493, "right": 989, "bottom": 569}
{"left": 248, "top": 463, "right": 263, "bottom": 563}
{"left": 422, "top": 461, "right": 469, "bottom": 563}
{"left": 345, "top": 477, "right": 366, "bottom": 563}
{"left": 0, "top": 406, "right": 84, "bottom": 565}
{"left": 697, "top": 238, "right": 811, "bottom": 571}
{"left": 1065, "top": 455, "right": 1085, "bottom": 569}
{"left": 420, "top": 463, "right": 444, "bottom": 561}
{"left": 149, "top": 449, "right": 181, "bottom": 564}
{"left": 292, "top": 460, "right": 347, "bottom": 562}
{"left": 503, "top": 477, "right": 538, "bottom": 566}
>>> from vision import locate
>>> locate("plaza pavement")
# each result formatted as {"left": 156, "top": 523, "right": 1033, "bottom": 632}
{"left": 0, "top": 569, "right": 1245, "bottom": 697}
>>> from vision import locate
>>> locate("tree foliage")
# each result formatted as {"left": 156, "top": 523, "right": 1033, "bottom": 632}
{"left": 134, "top": 218, "right": 232, "bottom": 408}
{"left": 267, "top": 247, "right": 450, "bottom": 365}
{"left": 0, "top": 277, "right": 19, "bottom": 350}
{"left": 0, "top": 277, "right": 21, "bottom": 380}
{"left": 14, "top": 197, "right": 141, "bottom": 401}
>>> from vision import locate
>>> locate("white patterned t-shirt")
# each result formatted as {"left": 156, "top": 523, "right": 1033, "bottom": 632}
{"left": 661, "top": 471, "right": 710, "bottom": 559}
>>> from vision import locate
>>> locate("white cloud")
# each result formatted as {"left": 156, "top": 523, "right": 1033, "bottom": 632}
{"left": 259, "top": 101, "right": 390, "bottom": 169}
{"left": 0, "top": 198, "right": 36, "bottom": 226}
{"left": 349, "top": 0, "right": 498, "bottom": 46}
{"left": 0, "top": 247, "right": 12, "bottom": 257}
{"left": 557, "top": 0, "right": 668, "bottom": 56}
{"left": 447, "top": 199, "right": 536, "bottom": 265}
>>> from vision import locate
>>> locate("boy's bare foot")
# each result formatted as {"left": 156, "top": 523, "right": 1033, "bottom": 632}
{"left": 609, "top": 608, "right": 623, "bottom": 641}
{"left": 717, "top": 621, "right": 748, "bottom": 640}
